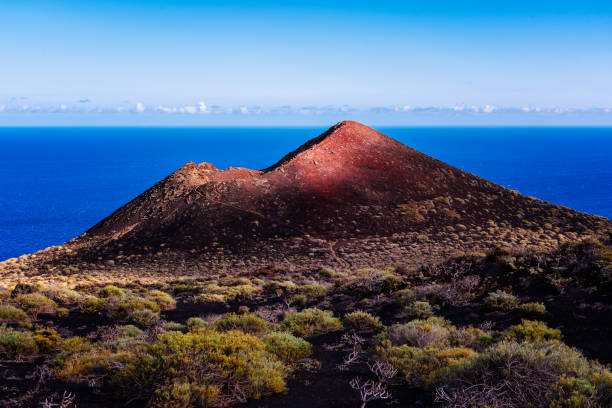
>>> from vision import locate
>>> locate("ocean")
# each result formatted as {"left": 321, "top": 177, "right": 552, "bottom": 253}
{"left": 0, "top": 126, "right": 611, "bottom": 261}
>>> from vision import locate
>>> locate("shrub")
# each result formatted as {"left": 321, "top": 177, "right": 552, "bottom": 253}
{"left": 214, "top": 312, "right": 269, "bottom": 335}
{"left": 163, "top": 321, "right": 186, "bottom": 332}
{"left": 33, "top": 328, "right": 63, "bottom": 353}
{"left": 186, "top": 317, "right": 209, "bottom": 332}
{"left": 290, "top": 294, "right": 308, "bottom": 307}
{"left": 520, "top": 302, "right": 547, "bottom": 315}
{"left": 146, "top": 290, "right": 177, "bottom": 311}
{"left": 118, "top": 330, "right": 288, "bottom": 406}
{"left": 279, "top": 308, "right": 343, "bottom": 338}
{"left": 378, "top": 318, "right": 450, "bottom": 348}
{"left": 343, "top": 310, "right": 383, "bottom": 334}
{"left": 128, "top": 308, "right": 159, "bottom": 328}
{"left": 263, "top": 331, "right": 312, "bottom": 361}
{"left": 56, "top": 307, "right": 70, "bottom": 318}
{"left": 16, "top": 293, "right": 57, "bottom": 319}
{"left": 120, "top": 325, "right": 144, "bottom": 338}
{"left": 405, "top": 301, "right": 434, "bottom": 320}
{"left": 436, "top": 340, "right": 612, "bottom": 408}
{"left": 449, "top": 326, "right": 494, "bottom": 351}
{"left": 484, "top": 290, "right": 519, "bottom": 311}
{"left": 0, "top": 325, "right": 37, "bottom": 360}
{"left": 0, "top": 304, "right": 28, "bottom": 322}
{"left": 80, "top": 296, "right": 105, "bottom": 313}
{"left": 506, "top": 319, "right": 562, "bottom": 342}
{"left": 296, "top": 284, "right": 327, "bottom": 298}
{"left": 371, "top": 275, "right": 404, "bottom": 294}
{"left": 377, "top": 341, "right": 477, "bottom": 387}
{"left": 42, "top": 286, "right": 82, "bottom": 304}
{"left": 97, "top": 285, "right": 125, "bottom": 298}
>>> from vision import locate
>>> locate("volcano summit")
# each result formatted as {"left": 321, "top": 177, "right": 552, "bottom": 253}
{"left": 3, "top": 121, "right": 609, "bottom": 277}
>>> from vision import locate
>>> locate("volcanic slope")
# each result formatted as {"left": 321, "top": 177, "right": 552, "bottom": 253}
{"left": 3, "top": 121, "right": 610, "bottom": 278}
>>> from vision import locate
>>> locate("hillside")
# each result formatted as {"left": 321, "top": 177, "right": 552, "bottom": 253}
{"left": 2, "top": 121, "right": 608, "bottom": 281}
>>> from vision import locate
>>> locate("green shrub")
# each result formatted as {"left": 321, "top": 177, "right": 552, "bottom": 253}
{"left": 0, "top": 325, "right": 37, "bottom": 360}
{"left": 405, "top": 301, "right": 434, "bottom": 320}
{"left": 378, "top": 318, "right": 450, "bottom": 348}
{"left": 128, "top": 308, "right": 159, "bottom": 328}
{"left": 377, "top": 341, "right": 477, "bottom": 387}
{"left": 263, "top": 331, "right": 312, "bottom": 361}
{"left": 449, "top": 326, "right": 494, "bottom": 351}
{"left": 0, "top": 304, "right": 28, "bottom": 322}
{"left": 279, "top": 308, "right": 343, "bottom": 338}
{"left": 80, "top": 296, "right": 105, "bottom": 313}
{"left": 506, "top": 319, "right": 562, "bottom": 342}
{"left": 97, "top": 285, "right": 125, "bottom": 298}
{"left": 343, "top": 310, "right": 383, "bottom": 333}
{"left": 56, "top": 307, "right": 69, "bottom": 318}
{"left": 520, "top": 302, "right": 547, "bottom": 315}
{"left": 120, "top": 325, "right": 144, "bottom": 338}
{"left": 33, "top": 328, "right": 63, "bottom": 353}
{"left": 186, "top": 317, "right": 209, "bottom": 332}
{"left": 484, "top": 290, "right": 519, "bottom": 311}
{"left": 146, "top": 290, "right": 177, "bottom": 311}
{"left": 118, "top": 330, "right": 288, "bottom": 407}
{"left": 371, "top": 274, "right": 404, "bottom": 294}
{"left": 163, "top": 321, "right": 186, "bottom": 332}
{"left": 42, "top": 286, "right": 82, "bottom": 304}
{"left": 296, "top": 284, "right": 327, "bottom": 298}
{"left": 214, "top": 312, "right": 269, "bottom": 335}
{"left": 15, "top": 293, "right": 57, "bottom": 319}
{"left": 436, "top": 340, "right": 612, "bottom": 408}
{"left": 290, "top": 294, "right": 308, "bottom": 307}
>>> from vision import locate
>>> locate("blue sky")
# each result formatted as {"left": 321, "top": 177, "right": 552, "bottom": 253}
{"left": 1, "top": 0, "right": 612, "bottom": 125}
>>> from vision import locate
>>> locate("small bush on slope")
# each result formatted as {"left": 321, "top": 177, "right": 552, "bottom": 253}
{"left": 0, "top": 325, "right": 37, "bottom": 360}
{"left": 436, "top": 340, "right": 612, "bottom": 408}
{"left": 262, "top": 331, "right": 312, "bottom": 361}
{"left": 279, "top": 308, "right": 343, "bottom": 338}
{"left": 120, "top": 330, "right": 287, "bottom": 407}
{"left": 215, "top": 312, "right": 270, "bottom": 335}
{"left": 484, "top": 290, "right": 519, "bottom": 311}
{"left": 54, "top": 328, "right": 289, "bottom": 407}
{"left": 506, "top": 319, "right": 562, "bottom": 342}
{"left": 0, "top": 304, "right": 28, "bottom": 323}
{"left": 343, "top": 310, "right": 383, "bottom": 334}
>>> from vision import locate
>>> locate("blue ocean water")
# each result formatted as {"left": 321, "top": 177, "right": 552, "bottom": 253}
{"left": 0, "top": 127, "right": 611, "bottom": 261}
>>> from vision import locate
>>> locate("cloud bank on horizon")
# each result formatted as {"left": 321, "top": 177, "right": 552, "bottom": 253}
{"left": 1, "top": 0, "right": 611, "bottom": 125}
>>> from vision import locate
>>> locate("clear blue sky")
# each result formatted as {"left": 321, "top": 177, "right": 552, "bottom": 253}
{"left": 1, "top": 0, "right": 611, "bottom": 125}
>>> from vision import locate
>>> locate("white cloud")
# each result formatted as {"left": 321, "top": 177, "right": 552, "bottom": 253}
{"left": 181, "top": 105, "right": 197, "bottom": 114}
{"left": 60, "top": 104, "right": 68, "bottom": 112}
{"left": 0, "top": 104, "right": 5, "bottom": 113}
{"left": 239, "top": 106, "right": 248, "bottom": 114}
{"left": 453, "top": 104, "right": 465, "bottom": 112}
{"left": 198, "top": 101, "right": 209, "bottom": 113}
{"left": 136, "top": 102, "right": 145, "bottom": 113}
{"left": 155, "top": 105, "right": 177, "bottom": 113}
{"left": 482, "top": 105, "right": 496, "bottom": 113}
